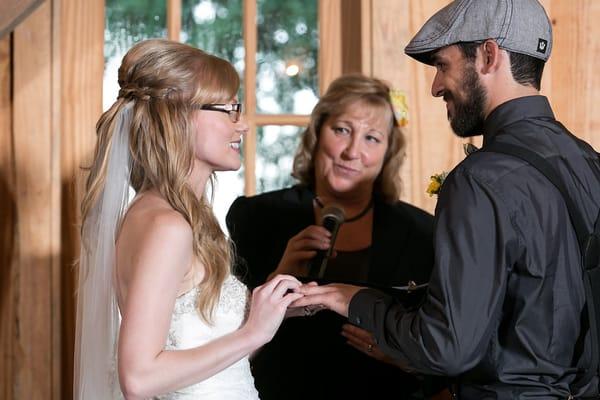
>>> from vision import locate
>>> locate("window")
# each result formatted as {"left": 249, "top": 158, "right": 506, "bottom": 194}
{"left": 256, "top": 125, "right": 304, "bottom": 192}
{"left": 104, "top": 0, "right": 167, "bottom": 110}
{"left": 104, "top": 0, "right": 333, "bottom": 232}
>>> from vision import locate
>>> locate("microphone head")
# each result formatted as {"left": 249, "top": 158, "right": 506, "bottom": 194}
{"left": 310, "top": 204, "right": 345, "bottom": 278}
{"left": 321, "top": 204, "right": 345, "bottom": 225}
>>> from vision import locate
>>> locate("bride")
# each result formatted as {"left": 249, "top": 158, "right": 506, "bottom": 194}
{"left": 74, "top": 39, "right": 303, "bottom": 399}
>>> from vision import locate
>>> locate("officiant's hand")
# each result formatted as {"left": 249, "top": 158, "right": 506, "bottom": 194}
{"left": 267, "top": 226, "right": 332, "bottom": 281}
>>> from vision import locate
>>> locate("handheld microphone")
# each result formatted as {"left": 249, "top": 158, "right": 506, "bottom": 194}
{"left": 308, "top": 205, "right": 345, "bottom": 278}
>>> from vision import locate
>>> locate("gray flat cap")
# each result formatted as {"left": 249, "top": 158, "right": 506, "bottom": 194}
{"left": 405, "top": 0, "right": 552, "bottom": 65}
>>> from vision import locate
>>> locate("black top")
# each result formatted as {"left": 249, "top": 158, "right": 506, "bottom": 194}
{"left": 349, "top": 96, "right": 600, "bottom": 399}
{"left": 226, "top": 185, "right": 440, "bottom": 399}
{"left": 323, "top": 247, "right": 371, "bottom": 282}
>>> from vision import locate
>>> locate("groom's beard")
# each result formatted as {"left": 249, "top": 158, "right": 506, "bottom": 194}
{"left": 445, "top": 64, "right": 487, "bottom": 138}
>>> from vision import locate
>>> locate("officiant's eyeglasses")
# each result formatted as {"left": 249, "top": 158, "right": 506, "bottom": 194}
{"left": 195, "top": 103, "right": 243, "bottom": 123}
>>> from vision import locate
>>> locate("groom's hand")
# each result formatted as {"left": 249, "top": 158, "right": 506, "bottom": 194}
{"left": 292, "top": 283, "right": 364, "bottom": 317}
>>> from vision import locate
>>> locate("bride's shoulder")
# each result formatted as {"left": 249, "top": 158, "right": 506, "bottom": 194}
{"left": 117, "top": 193, "right": 193, "bottom": 272}
{"left": 116, "top": 194, "right": 195, "bottom": 297}
{"left": 124, "top": 193, "right": 191, "bottom": 237}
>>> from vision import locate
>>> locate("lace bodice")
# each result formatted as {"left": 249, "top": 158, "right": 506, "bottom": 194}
{"left": 152, "top": 274, "right": 259, "bottom": 399}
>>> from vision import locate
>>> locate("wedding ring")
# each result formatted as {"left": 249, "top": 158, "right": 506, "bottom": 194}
{"left": 367, "top": 344, "right": 373, "bottom": 353}
{"left": 303, "top": 306, "right": 312, "bottom": 316}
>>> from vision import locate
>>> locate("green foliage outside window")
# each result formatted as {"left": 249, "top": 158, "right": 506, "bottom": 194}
{"left": 256, "top": 0, "right": 318, "bottom": 114}
{"left": 256, "top": 126, "right": 303, "bottom": 193}
{"left": 105, "top": 0, "right": 166, "bottom": 64}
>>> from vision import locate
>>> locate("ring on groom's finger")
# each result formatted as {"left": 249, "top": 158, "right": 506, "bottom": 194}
{"left": 303, "top": 306, "right": 313, "bottom": 316}
{"left": 367, "top": 344, "right": 373, "bottom": 353}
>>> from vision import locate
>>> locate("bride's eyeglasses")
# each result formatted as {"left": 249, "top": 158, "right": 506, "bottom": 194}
{"left": 196, "top": 103, "right": 243, "bottom": 123}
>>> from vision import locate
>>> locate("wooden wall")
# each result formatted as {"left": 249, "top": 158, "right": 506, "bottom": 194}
{"left": 1, "top": 3, "right": 58, "bottom": 398}
{"left": 0, "top": 1, "right": 598, "bottom": 398}
{"left": 0, "top": 30, "right": 16, "bottom": 400}
{"left": 0, "top": 0, "right": 103, "bottom": 398}
{"left": 0, "top": 0, "right": 44, "bottom": 38}
{"left": 59, "top": 0, "right": 105, "bottom": 397}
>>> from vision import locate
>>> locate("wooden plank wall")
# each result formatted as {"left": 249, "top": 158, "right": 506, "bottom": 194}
{"left": 0, "top": 1, "right": 598, "bottom": 398}
{"left": 371, "top": 0, "right": 464, "bottom": 212}
{"left": 9, "top": 2, "right": 57, "bottom": 398}
{"left": 0, "top": 0, "right": 103, "bottom": 398}
{"left": 0, "top": 0, "right": 44, "bottom": 38}
{"left": 59, "top": 0, "right": 105, "bottom": 398}
{"left": 0, "top": 32, "right": 16, "bottom": 400}
{"left": 369, "top": 0, "right": 600, "bottom": 214}
{"left": 548, "top": 0, "right": 600, "bottom": 149}
{"left": 319, "top": 0, "right": 343, "bottom": 93}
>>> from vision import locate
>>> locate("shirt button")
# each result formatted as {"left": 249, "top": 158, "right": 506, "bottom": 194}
{"left": 355, "top": 316, "right": 361, "bottom": 325}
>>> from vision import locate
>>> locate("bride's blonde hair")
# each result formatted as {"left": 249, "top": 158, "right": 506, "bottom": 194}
{"left": 81, "top": 39, "right": 239, "bottom": 323}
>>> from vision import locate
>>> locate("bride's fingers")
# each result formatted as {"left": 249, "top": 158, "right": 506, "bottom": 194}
{"left": 262, "top": 274, "right": 301, "bottom": 292}
{"left": 280, "top": 292, "right": 304, "bottom": 308}
{"left": 272, "top": 278, "right": 302, "bottom": 299}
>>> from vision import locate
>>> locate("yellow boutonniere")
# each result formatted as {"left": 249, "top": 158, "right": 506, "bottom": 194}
{"left": 426, "top": 172, "right": 448, "bottom": 197}
{"left": 390, "top": 89, "right": 409, "bottom": 127}
{"left": 426, "top": 144, "right": 478, "bottom": 197}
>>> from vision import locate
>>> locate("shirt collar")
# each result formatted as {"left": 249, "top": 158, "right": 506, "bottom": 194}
{"left": 482, "top": 95, "right": 555, "bottom": 145}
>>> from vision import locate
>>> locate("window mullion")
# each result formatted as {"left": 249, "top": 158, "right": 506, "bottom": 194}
{"left": 167, "top": 0, "right": 181, "bottom": 41}
{"left": 318, "top": 0, "right": 342, "bottom": 95}
{"left": 243, "top": 0, "right": 258, "bottom": 196}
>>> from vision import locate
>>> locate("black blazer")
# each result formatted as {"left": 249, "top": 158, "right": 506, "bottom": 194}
{"left": 226, "top": 185, "right": 438, "bottom": 399}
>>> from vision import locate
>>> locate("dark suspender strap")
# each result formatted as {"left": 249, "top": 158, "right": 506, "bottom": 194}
{"left": 483, "top": 141, "right": 600, "bottom": 394}
{"left": 484, "top": 142, "right": 588, "bottom": 248}
{"left": 585, "top": 207, "right": 600, "bottom": 393}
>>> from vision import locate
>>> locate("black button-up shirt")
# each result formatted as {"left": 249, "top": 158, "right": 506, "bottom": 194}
{"left": 349, "top": 96, "right": 600, "bottom": 399}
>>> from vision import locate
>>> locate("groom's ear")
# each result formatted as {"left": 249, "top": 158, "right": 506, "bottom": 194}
{"left": 479, "top": 39, "right": 502, "bottom": 75}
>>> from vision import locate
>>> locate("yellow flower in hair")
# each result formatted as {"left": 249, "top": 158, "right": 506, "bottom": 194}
{"left": 426, "top": 172, "right": 448, "bottom": 197}
{"left": 390, "top": 89, "right": 409, "bottom": 127}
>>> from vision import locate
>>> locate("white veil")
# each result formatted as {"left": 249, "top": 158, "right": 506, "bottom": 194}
{"left": 73, "top": 101, "right": 133, "bottom": 399}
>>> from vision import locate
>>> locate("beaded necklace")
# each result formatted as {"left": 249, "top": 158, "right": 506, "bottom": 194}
{"left": 314, "top": 196, "right": 374, "bottom": 223}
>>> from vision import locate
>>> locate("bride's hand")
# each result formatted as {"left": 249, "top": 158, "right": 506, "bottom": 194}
{"left": 284, "top": 282, "right": 324, "bottom": 318}
{"left": 243, "top": 274, "right": 303, "bottom": 345}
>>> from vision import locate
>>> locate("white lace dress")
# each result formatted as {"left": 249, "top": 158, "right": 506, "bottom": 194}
{"left": 153, "top": 274, "right": 260, "bottom": 399}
